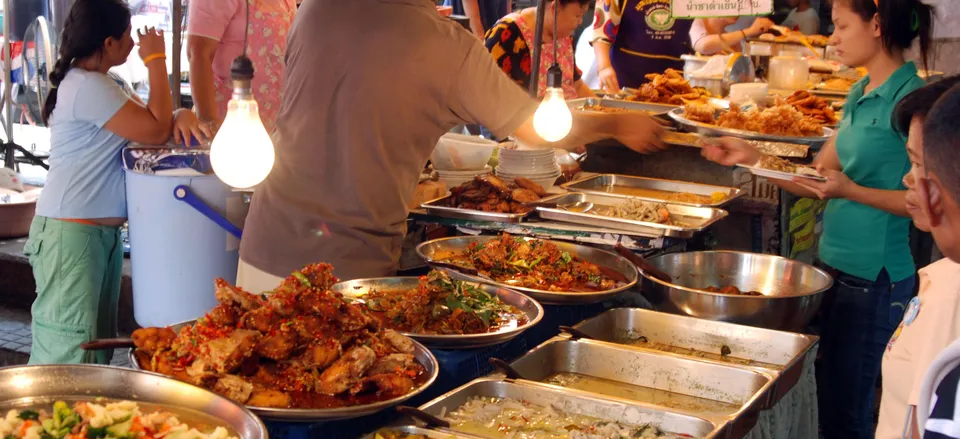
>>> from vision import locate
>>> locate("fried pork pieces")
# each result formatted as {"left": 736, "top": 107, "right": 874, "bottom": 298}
{"left": 446, "top": 174, "right": 546, "bottom": 213}
{"left": 627, "top": 68, "right": 712, "bottom": 105}
{"left": 132, "top": 264, "right": 425, "bottom": 409}
{"left": 684, "top": 101, "right": 825, "bottom": 137}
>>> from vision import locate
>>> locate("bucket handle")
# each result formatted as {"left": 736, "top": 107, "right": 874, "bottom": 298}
{"left": 173, "top": 185, "right": 243, "bottom": 239}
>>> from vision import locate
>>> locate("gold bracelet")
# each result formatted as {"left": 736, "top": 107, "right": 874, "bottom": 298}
{"left": 142, "top": 53, "right": 166, "bottom": 65}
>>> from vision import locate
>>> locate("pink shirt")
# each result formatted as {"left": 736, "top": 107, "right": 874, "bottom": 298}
{"left": 877, "top": 259, "right": 960, "bottom": 439}
{"left": 187, "top": 0, "right": 295, "bottom": 132}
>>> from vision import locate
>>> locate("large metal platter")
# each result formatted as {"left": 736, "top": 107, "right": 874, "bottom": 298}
{"left": 561, "top": 173, "right": 742, "bottom": 208}
{"left": 417, "top": 378, "right": 723, "bottom": 439}
{"left": 415, "top": 236, "right": 639, "bottom": 305}
{"left": 421, "top": 196, "right": 532, "bottom": 224}
{"left": 129, "top": 320, "right": 440, "bottom": 422}
{"left": 509, "top": 338, "right": 775, "bottom": 438}
{"left": 568, "top": 97, "right": 677, "bottom": 116}
{"left": 535, "top": 193, "right": 728, "bottom": 239}
{"left": 331, "top": 277, "right": 544, "bottom": 349}
{"left": 0, "top": 364, "right": 267, "bottom": 439}
{"left": 668, "top": 107, "right": 834, "bottom": 147}
{"left": 571, "top": 307, "right": 819, "bottom": 408}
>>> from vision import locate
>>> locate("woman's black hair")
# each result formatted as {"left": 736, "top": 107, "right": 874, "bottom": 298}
{"left": 556, "top": 0, "right": 592, "bottom": 6}
{"left": 838, "top": 0, "right": 934, "bottom": 72}
{"left": 892, "top": 75, "right": 960, "bottom": 135}
{"left": 42, "top": 0, "right": 131, "bottom": 124}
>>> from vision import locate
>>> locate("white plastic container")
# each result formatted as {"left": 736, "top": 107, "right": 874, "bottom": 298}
{"left": 430, "top": 133, "right": 497, "bottom": 171}
{"left": 768, "top": 56, "right": 810, "bottom": 91}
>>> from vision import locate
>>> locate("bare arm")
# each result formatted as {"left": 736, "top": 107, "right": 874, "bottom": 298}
{"left": 187, "top": 35, "right": 220, "bottom": 124}
{"left": 104, "top": 58, "right": 174, "bottom": 145}
{"left": 575, "top": 79, "right": 596, "bottom": 98}
{"left": 692, "top": 18, "right": 774, "bottom": 54}
{"left": 462, "top": 0, "right": 485, "bottom": 38}
{"left": 513, "top": 110, "right": 664, "bottom": 153}
{"left": 765, "top": 136, "right": 841, "bottom": 198}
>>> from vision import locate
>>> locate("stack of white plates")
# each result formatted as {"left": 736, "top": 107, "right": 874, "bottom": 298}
{"left": 437, "top": 165, "right": 492, "bottom": 191}
{"left": 496, "top": 148, "right": 561, "bottom": 188}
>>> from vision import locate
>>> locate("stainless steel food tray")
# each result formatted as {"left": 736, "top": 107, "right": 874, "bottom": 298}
{"left": 571, "top": 308, "right": 819, "bottom": 409}
{"left": 569, "top": 97, "right": 678, "bottom": 116}
{"left": 415, "top": 235, "right": 639, "bottom": 305}
{"left": 421, "top": 196, "right": 533, "bottom": 223}
{"left": 535, "top": 193, "right": 728, "bottom": 238}
{"left": 668, "top": 108, "right": 834, "bottom": 147}
{"left": 368, "top": 425, "right": 486, "bottom": 439}
{"left": 418, "top": 378, "right": 724, "bottom": 439}
{"left": 331, "top": 277, "right": 544, "bottom": 349}
{"left": 562, "top": 174, "right": 743, "bottom": 207}
{"left": 509, "top": 338, "right": 773, "bottom": 438}
{"left": 0, "top": 365, "right": 267, "bottom": 439}
{"left": 129, "top": 320, "right": 440, "bottom": 422}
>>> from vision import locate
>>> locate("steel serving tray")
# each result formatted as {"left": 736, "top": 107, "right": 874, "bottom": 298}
{"left": 668, "top": 108, "right": 834, "bottom": 147}
{"left": 331, "top": 277, "right": 544, "bottom": 349}
{"left": 368, "top": 425, "right": 487, "bottom": 439}
{"left": 418, "top": 378, "right": 723, "bottom": 439}
{"left": 0, "top": 365, "right": 267, "bottom": 439}
{"left": 571, "top": 308, "right": 819, "bottom": 409}
{"left": 420, "top": 196, "right": 533, "bottom": 224}
{"left": 535, "top": 193, "right": 728, "bottom": 238}
{"left": 569, "top": 97, "right": 678, "bottom": 116}
{"left": 561, "top": 174, "right": 742, "bottom": 208}
{"left": 415, "top": 236, "right": 639, "bottom": 305}
{"left": 129, "top": 320, "right": 440, "bottom": 422}
{"left": 509, "top": 338, "right": 774, "bottom": 438}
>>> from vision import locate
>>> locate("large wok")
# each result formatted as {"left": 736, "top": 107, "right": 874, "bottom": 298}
{"left": 640, "top": 251, "right": 832, "bottom": 331}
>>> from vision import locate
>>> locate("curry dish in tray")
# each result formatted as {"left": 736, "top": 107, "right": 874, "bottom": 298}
{"left": 131, "top": 264, "right": 429, "bottom": 410}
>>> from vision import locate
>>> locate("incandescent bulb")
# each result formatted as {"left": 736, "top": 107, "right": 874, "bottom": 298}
{"left": 210, "top": 96, "right": 275, "bottom": 189}
{"left": 533, "top": 87, "right": 572, "bottom": 142}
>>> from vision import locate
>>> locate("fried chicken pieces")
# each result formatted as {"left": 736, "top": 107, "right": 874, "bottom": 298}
{"left": 684, "top": 101, "right": 825, "bottom": 137}
{"left": 627, "top": 69, "right": 712, "bottom": 105}
{"left": 131, "top": 263, "right": 425, "bottom": 409}
{"left": 446, "top": 174, "right": 546, "bottom": 213}
{"left": 785, "top": 90, "right": 838, "bottom": 125}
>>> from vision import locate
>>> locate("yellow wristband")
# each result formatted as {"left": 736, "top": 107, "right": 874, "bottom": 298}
{"left": 142, "top": 53, "right": 166, "bottom": 66}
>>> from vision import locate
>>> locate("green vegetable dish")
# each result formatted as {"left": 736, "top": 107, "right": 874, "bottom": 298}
{"left": 0, "top": 400, "right": 236, "bottom": 439}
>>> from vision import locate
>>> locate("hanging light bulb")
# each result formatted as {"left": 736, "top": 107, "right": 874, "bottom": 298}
{"left": 533, "top": 65, "right": 572, "bottom": 142}
{"left": 209, "top": 55, "right": 275, "bottom": 189}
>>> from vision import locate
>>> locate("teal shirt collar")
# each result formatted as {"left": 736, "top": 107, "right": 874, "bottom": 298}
{"left": 851, "top": 62, "right": 920, "bottom": 104}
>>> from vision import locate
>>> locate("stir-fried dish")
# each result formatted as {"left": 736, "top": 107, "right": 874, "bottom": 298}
{"left": 0, "top": 401, "right": 235, "bottom": 439}
{"left": 441, "top": 234, "right": 623, "bottom": 292}
{"left": 446, "top": 397, "right": 694, "bottom": 439}
{"left": 362, "top": 270, "right": 527, "bottom": 335}
{"left": 132, "top": 263, "right": 428, "bottom": 409}
{"left": 593, "top": 199, "right": 675, "bottom": 225}
{"left": 700, "top": 285, "right": 764, "bottom": 296}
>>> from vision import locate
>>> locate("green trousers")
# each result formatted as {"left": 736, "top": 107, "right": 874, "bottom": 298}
{"left": 24, "top": 216, "right": 123, "bottom": 364}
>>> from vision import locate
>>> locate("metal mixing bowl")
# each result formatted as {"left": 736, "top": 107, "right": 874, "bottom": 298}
{"left": 640, "top": 251, "right": 833, "bottom": 331}
{"left": 0, "top": 365, "right": 266, "bottom": 439}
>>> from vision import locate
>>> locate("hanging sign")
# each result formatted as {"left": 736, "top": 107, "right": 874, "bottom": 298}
{"left": 671, "top": 0, "right": 773, "bottom": 18}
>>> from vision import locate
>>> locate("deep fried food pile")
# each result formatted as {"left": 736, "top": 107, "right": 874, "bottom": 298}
{"left": 363, "top": 270, "right": 526, "bottom": 335}
{"left": 626, "top": 69, "right": 712, "bottom": 105}
{"left": 446, "top": 174, "right": 547, "bottom": 213}
{"left": 132, "top": 264, "right": 427, "bottom": 409}
{"left": 785, "top": 91, "right": 838, "bottom": 125}
{"left": 443, "top": 234, "right": 623, "bottom": 293}
{"left": 683, "top": 102, "right": 825, "bottom": 137}
{"left": 759, "top": 32, "right": 829, "bottom": 47}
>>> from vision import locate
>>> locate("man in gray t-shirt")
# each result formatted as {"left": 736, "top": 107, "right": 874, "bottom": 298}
{"left": 237, "top": 0, "right": 667, "bottom": 289}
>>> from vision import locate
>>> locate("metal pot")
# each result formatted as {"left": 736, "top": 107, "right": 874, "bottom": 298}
{"left": 640, "top": 251, "right": 832, "bottom": 331}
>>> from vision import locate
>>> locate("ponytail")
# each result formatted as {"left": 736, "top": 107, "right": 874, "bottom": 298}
{"left": 41, "top": 0, "right": 131, "bottom": 124}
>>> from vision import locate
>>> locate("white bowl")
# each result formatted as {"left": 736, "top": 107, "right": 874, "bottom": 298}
{"left": 431, "top": 133, "right": 497, "bottom": 171}
{"left": 496, "top": 168, "right": 561, "bottom": 179}
{"left": 496, "top": 173, "right": 561, "bottom": 189}
{"left": 436, "top": 165, "right": 492, "bottom": 176}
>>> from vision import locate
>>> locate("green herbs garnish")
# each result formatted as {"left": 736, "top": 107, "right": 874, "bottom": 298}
{"left": 427, "top": 271, "right": 509, "bottom": 327}
{"left": 560, "top": 252, "right": 572, "bottom": 265}
{"left": 292, "top": 272, "right": 312, "bottom": 288}
{"left": 18, "top": 410, "right": 39, "bottom": 421}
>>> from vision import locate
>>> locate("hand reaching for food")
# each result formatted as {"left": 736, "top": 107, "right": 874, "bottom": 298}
{"left": 700, "top": 137, "right": 762, "bottom": 166}
{"left": 791, "top": 165, "right": 854, "bottom": 200}
{"left": 612, "top": 113, "right": 667, "bottom": 154}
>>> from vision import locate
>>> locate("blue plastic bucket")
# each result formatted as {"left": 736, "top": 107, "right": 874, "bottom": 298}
{"left": 124, "top": 170, "right": 241, "bottom": 327}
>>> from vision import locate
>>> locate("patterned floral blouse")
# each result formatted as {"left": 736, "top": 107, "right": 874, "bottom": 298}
{"left": 484, "top": 12, "right": 582, "bottom": 99}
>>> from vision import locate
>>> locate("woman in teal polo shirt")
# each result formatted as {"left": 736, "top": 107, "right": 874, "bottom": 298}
{"left": 700, "top": 0, "right": 933, "bottom": 437}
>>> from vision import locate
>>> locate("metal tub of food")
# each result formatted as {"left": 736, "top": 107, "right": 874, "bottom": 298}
{"left": 508, "top": 338, "right": 774, "bottom": 438}
{"left": 571, "top": 307, "right": 819, "bottom": 408}
{"left": 421, "top": 196, "right": 534, "bottom": 224}
{"left": 639, "top": 251, "right": 831, "bottom": 332}
{"left": 415, "top": 236, "right": 639, "bottom": 305}
{"left": 0, "top": 364, "right": 267, "bottom": 439}
{"left": 129, "top": 320, "right": 441, "bottom": 422}
{"left": 418, "top": 378, "right": 724, "bottom": 439}
{"left": 331, "top": 277, "right": 544, "bottom": 349}
{"left": 561, "top": 174, "right": 742, "bottom": 208}
{"left": 369, "top": 425, "right": 488, "bottom": 439}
